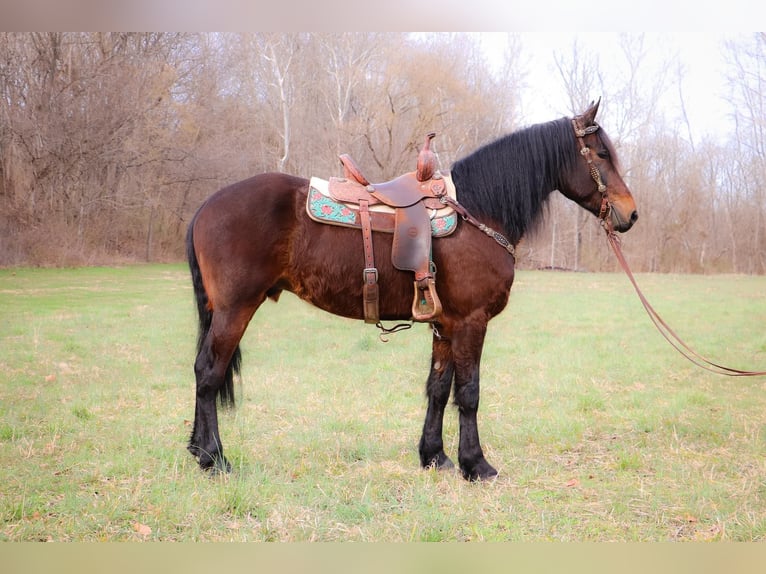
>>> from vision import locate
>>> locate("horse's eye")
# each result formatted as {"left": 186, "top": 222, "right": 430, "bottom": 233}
{"left": 596, "top": 149, "right": 610, "bottom": 160}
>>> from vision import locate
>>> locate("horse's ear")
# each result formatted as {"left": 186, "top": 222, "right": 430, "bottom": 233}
{"left": 580, "top": 97, "right": 601, "bottom": 125}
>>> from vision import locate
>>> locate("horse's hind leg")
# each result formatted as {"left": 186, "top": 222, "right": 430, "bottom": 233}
{"left": 188, "top": 306, "right": 255, "bottom": 473}
{"left": 419, "top": 335, "right": 455, "bottom": 470}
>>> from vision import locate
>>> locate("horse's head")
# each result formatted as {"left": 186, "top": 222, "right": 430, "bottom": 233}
{"left": 561, "top": 99, "right": 638, "bottom": 233}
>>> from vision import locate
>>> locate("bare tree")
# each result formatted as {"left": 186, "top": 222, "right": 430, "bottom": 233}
{"left": 257, "top": 33, "right": 303, "bottom": 172}
{"left": 551, "top": 38, "right": 603, "bottom": 270}
{"left": 725, "top": 33, "right": 766, "bottom": 273}
{"left": 313, "top": 33, "right": 389, "bottom": 162}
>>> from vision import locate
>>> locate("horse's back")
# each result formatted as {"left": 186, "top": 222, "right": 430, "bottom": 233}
{"left": 194, "top": 172, "right": 306, "bottom": 238}
{"left": 196, "top": 172, "right": 306, "bottom": 221}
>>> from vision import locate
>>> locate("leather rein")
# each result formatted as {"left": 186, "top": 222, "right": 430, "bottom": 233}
{"left": 574, "top": 120, "right": 766, "bottom": 377}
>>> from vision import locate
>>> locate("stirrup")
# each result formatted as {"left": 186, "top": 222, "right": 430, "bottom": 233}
{"left": 411, "top": 277, "right": 442, "bottom": 322}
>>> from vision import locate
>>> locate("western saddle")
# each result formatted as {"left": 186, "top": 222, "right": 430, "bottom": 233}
{"left": 321, "top": 133, "right": 451, "bottom": 324}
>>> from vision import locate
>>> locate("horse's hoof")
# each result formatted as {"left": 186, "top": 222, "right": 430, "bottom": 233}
{"left": 192, "top": 449, "right": 232, "bottom": 475}
{"left": 205, "top": 463, "right": 231, "bottom": 477}
{"left": 211, "top": 457, "right": 232, "bottom": 475}
{"left": 461, "top": 459, "right": 498, "bottom": 481}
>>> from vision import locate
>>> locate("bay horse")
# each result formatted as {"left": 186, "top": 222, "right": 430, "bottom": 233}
{"left": 186, "top": 100, "right": 638, "bottom": 481}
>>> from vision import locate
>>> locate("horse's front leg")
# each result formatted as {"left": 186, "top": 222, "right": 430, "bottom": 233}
{"left": 419, "top": 334, "right": 455, "bottom": 470}
{"left": 452, "top": 321, "right": 497, "bottom": 481}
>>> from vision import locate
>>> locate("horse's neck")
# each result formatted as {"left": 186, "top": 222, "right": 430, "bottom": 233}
{"left": 456, "top": 174, "right": 557, "bottom": 246}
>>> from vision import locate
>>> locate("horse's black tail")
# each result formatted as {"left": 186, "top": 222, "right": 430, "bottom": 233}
{"left": 186, "top": 214, "right": 239, "bottom": 408}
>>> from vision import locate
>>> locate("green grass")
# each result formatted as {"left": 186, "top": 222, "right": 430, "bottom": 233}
{"left": 1, "top": 265, "right": 765, "bottom": 541}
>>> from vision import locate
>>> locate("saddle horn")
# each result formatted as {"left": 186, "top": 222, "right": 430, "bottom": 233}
{"left": 416, "top": 132, "right": 437, "bottom": 182}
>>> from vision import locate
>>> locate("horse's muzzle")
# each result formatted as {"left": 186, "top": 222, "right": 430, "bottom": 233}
{"left": 611, "top": 207, "right": 638, "bottom": 233}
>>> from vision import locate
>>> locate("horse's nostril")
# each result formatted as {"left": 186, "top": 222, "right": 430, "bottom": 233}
{"left": 630, "top": 210, "right": 639, "bottom": 223}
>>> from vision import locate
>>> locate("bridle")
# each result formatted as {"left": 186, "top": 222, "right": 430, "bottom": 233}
{"left": 572, "top": 118, "right": 766, "bottom": 377}
{"left": 572, "top": 119, "right": 612, "bottom": 229}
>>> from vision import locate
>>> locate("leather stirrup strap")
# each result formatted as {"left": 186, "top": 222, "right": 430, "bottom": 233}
{"left": 359, "top": 200, "right": 379, "bottom": 323}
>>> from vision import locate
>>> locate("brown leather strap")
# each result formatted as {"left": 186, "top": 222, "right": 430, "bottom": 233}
{"left": 358, "top": 200, "right": 379, "bottom": 323}
{"left": 441, "top": 196, "right": 516, "bottom": 257}
{"left": 607, "top": 230, "right": 766, "bottom": 377}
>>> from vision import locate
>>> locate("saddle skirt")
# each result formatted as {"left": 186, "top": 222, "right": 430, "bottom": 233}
{"left": 306, "top": 175, "right": 459, "bottom": 238}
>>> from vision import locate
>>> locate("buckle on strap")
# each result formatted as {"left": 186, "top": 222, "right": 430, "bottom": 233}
{"left": 363, "top": 267, "right": 378, "bottom": 283}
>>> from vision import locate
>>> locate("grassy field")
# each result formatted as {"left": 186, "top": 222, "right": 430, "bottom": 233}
{"left": 1, "top": 264, "right": 765, "bottom": 541}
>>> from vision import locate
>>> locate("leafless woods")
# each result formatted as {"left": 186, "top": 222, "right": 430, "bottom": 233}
{"left": 1, "top": 33, "right": 764, "bottom": 273}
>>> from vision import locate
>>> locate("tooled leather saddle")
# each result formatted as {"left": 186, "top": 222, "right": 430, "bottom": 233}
{"left": 306, "top": 133, "right": 458, "bottom": 324}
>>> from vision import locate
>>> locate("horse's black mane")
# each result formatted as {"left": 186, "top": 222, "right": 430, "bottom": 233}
{"left": 450, "top": 116, "right": 580, "bottom": 245}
